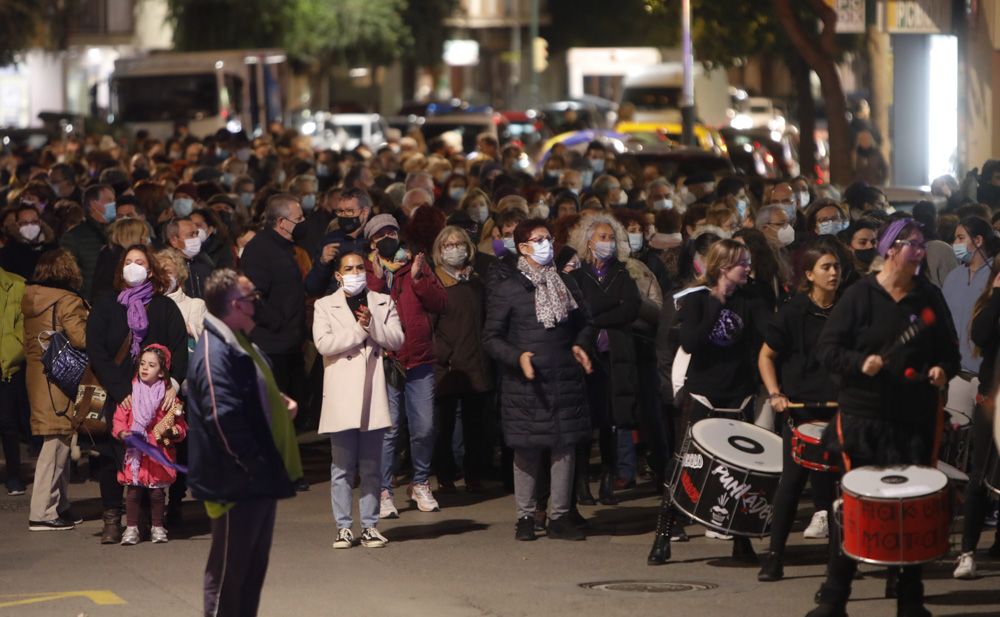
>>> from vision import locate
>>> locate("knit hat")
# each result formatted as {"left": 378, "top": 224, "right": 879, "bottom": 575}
{"left": 363, "top": 213, "right": 400, "bottom": 240}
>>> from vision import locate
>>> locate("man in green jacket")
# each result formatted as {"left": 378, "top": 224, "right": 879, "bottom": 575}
{"left": 0, "top": 266, "right": 26, "bottom": 495}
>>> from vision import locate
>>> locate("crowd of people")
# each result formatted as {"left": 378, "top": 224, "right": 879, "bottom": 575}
{"left": 1, "top": 123, "right": 1000, "bottom": 617}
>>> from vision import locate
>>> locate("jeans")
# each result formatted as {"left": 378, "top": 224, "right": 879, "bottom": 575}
{"left": 382, "top": 363, "right": 436, "bottom": 491}
{"left": 330, "top": 429, "right": 385, "bottom": 530}
{"left": 514, "top": 445, "right": 575, "bottom": 519}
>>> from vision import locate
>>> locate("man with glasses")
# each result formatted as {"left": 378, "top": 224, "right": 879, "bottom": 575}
{"left": 239, "top": 193, "right": 311, "bottom": 491}
{"left": 305, "top": 187, "right": 373, "bottom": 297}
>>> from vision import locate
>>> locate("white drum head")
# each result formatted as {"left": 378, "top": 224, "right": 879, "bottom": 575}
{"left": 946, "top": 409, "right": 971, "bottom": 427}
{"left": 796, "top": 421, "right": 827, "bottom": 440}
{"left": 691, "top": 418, "right": 783, "bottom": 474}
{"left": 842, "top": 465, "right": 947, "bottom": 498}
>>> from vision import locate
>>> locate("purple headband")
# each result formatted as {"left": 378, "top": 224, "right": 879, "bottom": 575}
{"left": 877, "top": 217, "right": 920, "bottom": 258}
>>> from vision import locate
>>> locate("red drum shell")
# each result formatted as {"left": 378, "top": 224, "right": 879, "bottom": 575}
{"left": 791, "top": 421, "right": 839, "bottom": 472}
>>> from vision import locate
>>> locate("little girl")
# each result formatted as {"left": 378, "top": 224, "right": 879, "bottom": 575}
{"left": 113, "top": 344, "right": 186, "bottom": 545}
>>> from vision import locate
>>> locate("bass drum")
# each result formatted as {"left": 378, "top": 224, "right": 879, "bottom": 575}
{"left": 670, "top": 418, "right": 783, "bottom": 538}
{"left": 838, "top": 465, "right": 951, "bottom": 566}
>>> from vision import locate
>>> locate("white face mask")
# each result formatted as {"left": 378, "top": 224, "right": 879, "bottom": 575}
{"left": 469, "top": 205, "right": 489, "bottom": 224}
{"left": 19, "top": 223, "right": 41, "bottom": 242}
{"left": 182, "top": 236, "right": 203, "bottom": 259}
{"left": 777, "top": 223, "right": 795, "bottom": 247}
{"left": 529, "top": 239, "right": 553, "bottom": 266}
{"left": 530, "top": 204, "right": 550, "bottom": 219}
{"left": 593, "top": 240, "right": 616, "bottom": 261}
{"left": 653, "top": 198, "right": 672, "bottom": 211}
{"left": 196, "top": 228, "right": 209, "bottom": 244}
{"left": 628, "top": 232, "right": 644, "bottom": 253}
{"left": 340, "top": 273, "right": 367, "bottom": 296}
{"left": 441, "top": 245, "right": 469, "bottom": 268}
{"left": 122, "top": 263, "right": 148, "bottom": 287}
{"left": 237, "top": 246, "right": 245, "bottom": 259}
{"left": 166, "top": 275, "right": 179, "bottom": 294}
{"left": 616, "top": 191, "right": 628, "bottom": 206}
{"left": 797, "top": 191, "right": 811, "bottom": 208}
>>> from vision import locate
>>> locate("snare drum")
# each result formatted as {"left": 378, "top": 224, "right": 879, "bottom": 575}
{"left": 791, "top": 421, "right": 839, "bottom": 472}
{"left": 939, "top": 408, "right": 972, "bottom": 473}
{"left": 838, "top": 466, "right": 951, "bottom": 566}
{"left": 670, "top": 418, "right": 783, "bottom": 537}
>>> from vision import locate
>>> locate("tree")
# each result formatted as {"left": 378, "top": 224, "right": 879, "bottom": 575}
{"left": 544, "top": 0, "right": 677, "bottom": 52}
{"left": 167, "top": 0, "right": 289, "bottom": 51}
{"left": 0, "top": 0, "right": 81, "bottom": 67}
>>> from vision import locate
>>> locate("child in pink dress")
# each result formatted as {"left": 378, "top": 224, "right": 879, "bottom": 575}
{"left": 113, "top": 344, "right": 186, "bottom": 545}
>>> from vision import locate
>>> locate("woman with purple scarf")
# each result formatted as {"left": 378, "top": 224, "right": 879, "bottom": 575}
{"left": 87, "top": 244, "right": 188, "bottom": 544}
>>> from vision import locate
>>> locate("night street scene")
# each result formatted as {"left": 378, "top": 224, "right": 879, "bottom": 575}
{"left": 3, "top": 1, "right": 1000, "bottom": 616}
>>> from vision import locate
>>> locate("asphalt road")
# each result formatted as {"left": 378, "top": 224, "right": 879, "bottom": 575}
{"left": 2, "top": 439, "right": 999, "bottom": 617}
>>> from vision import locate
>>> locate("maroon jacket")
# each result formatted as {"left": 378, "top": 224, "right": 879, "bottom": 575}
{"left": 367, "top": 256, "right": 448, "bottom": 369}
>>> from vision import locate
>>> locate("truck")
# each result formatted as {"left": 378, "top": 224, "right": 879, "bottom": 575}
{"left": 619, "top": 63, "right": 731, "bottom": 128}
{"left": 110, "top": 49, "right": 288, "bottom": 139}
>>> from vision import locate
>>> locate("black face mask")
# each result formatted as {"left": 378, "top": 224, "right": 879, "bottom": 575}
{"left": 855, "top": 247, "right": 877, "bottom": 267}
{"left": 291, "top": 220, "right": 308, "bottom": 244}
{"left": 376, "top": 236, "right": 400, "bottom": 260}
{"left": 338, "top": 216, "right": 361, "bottom": 234}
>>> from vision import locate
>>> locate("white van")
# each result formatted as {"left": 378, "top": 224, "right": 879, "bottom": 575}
{"left": 619, "top": 63, "right": 730, "bottom": 128}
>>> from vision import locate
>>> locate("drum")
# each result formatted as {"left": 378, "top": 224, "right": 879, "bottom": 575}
{"left": 837, "top": 466, "right": 951, "bottom": 566}
{"left": 939, "top": 409, "right": 972, "bottom": 473}
{"left": 670, "top": 418, "right": 783, "bottom": 537}
{"left": 791, "top": 421, "right": 839, "bottom": 472}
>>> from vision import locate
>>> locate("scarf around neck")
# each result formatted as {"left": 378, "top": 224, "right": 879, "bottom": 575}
{"left": 517, "top": 256, "right": 577, "bottom": 329}
{"left": 117, "top": 280, "right": 154, "bottom": 359}
{"left": 125, "top": 377, "right": 165, "bottom": 485}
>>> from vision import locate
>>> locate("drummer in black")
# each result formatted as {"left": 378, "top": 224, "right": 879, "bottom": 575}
{"left": 757, "top": 239, "right": 842, "bottom": 582}
{"left": 648, "top": 238, "right": 769, "bottom": 564}
{"left": 808, "top": 217, "right": 960, "bottom": 617}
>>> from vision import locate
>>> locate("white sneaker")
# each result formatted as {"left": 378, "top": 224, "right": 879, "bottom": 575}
{"left": 120, "top": 525, "right": 140, "bottom": 546}
{"left": 408, "top": 482, "right": 440, "bottom": 512}
{"left": 803, "top": 510, "right": 829, "bottom": 539}
{"left": 150, "top": 526, "right": 169, "bottom": 544}
{"left": 360, "top": 527, "right": 388, "bottom": 548}
{"left": 379, "top": 490, "right": 399, "bottom": 519}
{"left": 954, "top": 551, "right": 977, "bottom": 579}
{"left": 333, "top": 528, "right": 354, "bottom": 549}
{"left": 705, "top": 529, "right": 733, "bottom": 541}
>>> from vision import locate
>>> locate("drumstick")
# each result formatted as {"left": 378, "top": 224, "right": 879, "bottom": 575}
{"left": 785, "top": 401, "right": 838, "bottom": 409}
{"left": 882, "top": 308, "right": 936, "bottom": 356}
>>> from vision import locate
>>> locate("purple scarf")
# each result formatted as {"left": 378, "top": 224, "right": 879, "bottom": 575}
{"left": 125, "top": 377, "right": 165, "bottom": 485}
{"left": 117, "top": 280, "right": 153, "bottom": 359}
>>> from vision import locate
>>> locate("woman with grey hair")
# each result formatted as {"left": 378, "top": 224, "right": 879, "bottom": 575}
{"left": 567, "top": 213, "right": 641, "bottom": 506}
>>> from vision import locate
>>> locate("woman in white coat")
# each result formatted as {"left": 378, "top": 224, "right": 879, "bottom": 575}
{"left": 314, "top": 252, "right": 404, "bottom": 549}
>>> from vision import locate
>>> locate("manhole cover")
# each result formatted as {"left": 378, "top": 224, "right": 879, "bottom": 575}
{"left": 580, "top": 581, "right": 718, "bottom": 593}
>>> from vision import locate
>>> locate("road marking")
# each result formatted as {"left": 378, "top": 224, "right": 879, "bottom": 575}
{"left": 0, "top": 590, "right": 126, "bottom": 608}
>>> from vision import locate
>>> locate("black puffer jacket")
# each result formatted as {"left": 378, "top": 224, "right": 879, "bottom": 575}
{"left": 483, "top": 261, "right": 593, "bottom": 449}
{"left": 569, "top": 260, "right": 641, "bottom": 428}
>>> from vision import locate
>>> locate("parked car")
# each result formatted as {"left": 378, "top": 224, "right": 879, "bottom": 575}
{"left": 325, "top": 113, "right": 389, "bottom": 151}
{"left": 615, "top": 144, "right": 735, "bottom": 180}
{"left": 719, "top": 128, "right": 800, "bottom": 179}
{"left": 421, "top": 111, "right": 498, "bottom": 154}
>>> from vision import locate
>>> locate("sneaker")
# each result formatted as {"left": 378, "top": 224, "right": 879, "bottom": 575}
{"left": 379, "top": 490, "right": 399, "bottom": 519}
{"left": 5, "top": 478, "right": 26, "bottom": 496}
{"left": 533, "top": 510, "right": 547, "bottom": 532}
{"left": 705, "top": 529, "right": 733, "bottom": 540}
{"left": 294, "top": 478, "right": 310, "bottom": 492}
{"left": 360, "top": 527, "right": 388, "bottom": 548}
{"left": 120, "top": 526, "right": 140, "bottom": 546}
{"left": 803, "top": 510, "right": 829, "bottom": 539}
{"left": 150, "top": 526, "right": 169, "bottom": 544}
{"left": 28, "top": 517, "right": 75, "bottom": 532}
{"left": 515, "top": 515, "right": 537, "bottom": 541}
{"left": 408, "top": 482, "right": 440, "bottom": 512}
{"left": 953, "top": 551, "right": 977, "bottom": 579}
{"left": 333, "top": 528, "right": 354, "bottom": 549}
{"left": 58, "top": 507, "right": 84, "bottom": 525}
{"left": 547, "top": 516, "right": 586, "bottom": 541}
{"left": 985, "top": 507, "right": 999, "bottom": 528}
{"left": 671, "top": 527, "right": 689, "bottom": 542}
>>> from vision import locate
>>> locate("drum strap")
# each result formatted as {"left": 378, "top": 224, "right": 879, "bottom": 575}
{"left": 836, "top": 412, "right": 852, "bottom": 472}
{"left": 931, "top": 395, "right": 944, "bottom": 466}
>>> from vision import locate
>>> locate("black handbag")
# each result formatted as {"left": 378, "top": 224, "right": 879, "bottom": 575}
{"left": 41, "top": 301, "right": 88, "bottom": 397}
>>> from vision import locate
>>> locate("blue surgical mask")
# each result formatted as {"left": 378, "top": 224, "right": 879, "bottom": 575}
{"left": 530, "top": 239, "right": 553, "bottom": 266}
{"left": 628, "top": 232, "right": 644, "bottom": 253}
{"left": 735, "top": 199, "right": 748, "bottom": 219}
{"left": 221, "top": 173, "right": 234, "bottom": 188}
{"left": 502, "top": 237, "right": 516, "bottom": 254}
{"left": 102, "top": 201, "right": 117, "bottom": 223}
{"left": 316, "top": 163, "right": 330, "bottom": 177}
{"left": 581, "top": 171, "right": 594, "bottom": 188}
{"left": 818, "top": 220, "right": 845, "bottom": 236}
{"left": 953, "top": 242, "right": 971, "bottom": 264}
{"left": 590, "top": 158, "right": 605, "bottom": 174}
{"left": 173, "top": 197, "right": 194, "bottom": 217}
{"left": 449, "top": 187, "right": 466, "bottom": 201}
{"left": 240, "top": 192, "right": 254, "bottom": 208}
{"left": 593, "top": 240, "right": 616, "bottom": 261}
{"left": 653, "top": 198, "right": 673, "bottom": 211}
{"left": 301, "top": 194, "right": 317, "bottom": 211}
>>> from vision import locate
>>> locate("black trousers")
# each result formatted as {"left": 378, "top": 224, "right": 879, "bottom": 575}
{"left": 204, "top": 499, "right": 277, "bottom": 617}
{"left": 0, "top": 372, "right": 29, "bottom": 480}
{"left": 433, "top": 391, "right": 493, "bottom": 483}
{"left": 961, "top": 402, "right": 1000, "bottom": 552}
{"left": 767, "top": 419, "right": 837, "bottom": 555}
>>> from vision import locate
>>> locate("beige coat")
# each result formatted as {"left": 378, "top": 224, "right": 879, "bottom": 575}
{"left": 314, "top": 289, "right": 404, "bottom": 434}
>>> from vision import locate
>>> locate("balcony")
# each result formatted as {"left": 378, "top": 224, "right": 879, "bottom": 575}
{"left": 70, "top": 0, "right": 135, "bottom": 38}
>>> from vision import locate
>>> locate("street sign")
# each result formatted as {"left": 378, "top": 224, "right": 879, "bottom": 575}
{"left": 827, "top": 0, "right": 866, "bottom": 33}
{"left": 884, "top": 0, "right": 953, "bottom": 34}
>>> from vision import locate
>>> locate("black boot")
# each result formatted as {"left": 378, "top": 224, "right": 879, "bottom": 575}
{"left": 885, "top": 567, "right": 899, "bottom": 599}
{"left": 647, "top": 500, "right": 673, "bottom": 565}
{"left": 805, "top": 586, "right": 848, "bottom": 617}
{"left": 732, "top": 536, "right": 758, "bottom": 563}
{"left": 575, "top": 442, "right": 596, "bottom": 506}
{"left": 100, "top": 508, "right": 123, "bottom": 545}
{"left": 758, "top": 551, "right": 784, "bottom": 581}
{"left": 598, "top": 470, "right": 618, "bottom": 505}
{"left": 896, "top": 569, "right": 929, "bottom": 617}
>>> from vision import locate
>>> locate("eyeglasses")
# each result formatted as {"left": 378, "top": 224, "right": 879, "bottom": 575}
{"left": 284, "top": 216, "right": 305, "bottom": 225}
{"left": 528, "top": 235, "right": 553, "bottom": 243}
{"left": 442, "top": 242, "right": 466, "bottom": 250}
{"left": 894, "top": 239, "right": 926, "bottom": 251}
{"left": 236, "top": 290, "right": 261, "bottom": 303}
{"left": 816, "top": 216, "right": 844, "bottom": 224}
{"left": 335, "top": 208, "right": 361, "bottom": 217}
